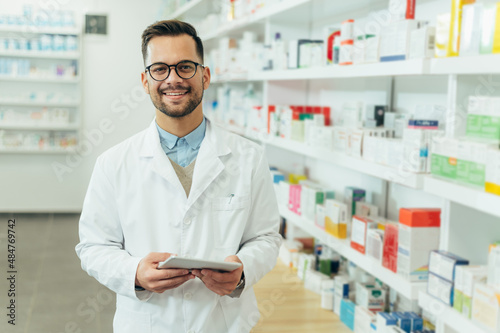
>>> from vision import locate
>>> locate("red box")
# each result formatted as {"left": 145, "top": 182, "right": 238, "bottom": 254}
{"left": 288, "top": 185, "right": 302, "bottom": 215}
{"left": 322, "top": 107, "right": 331, "bottom": 126}
{"left": 305, "top": 106, "right": 313, "bottom": 114}
{"left": 350, "top": 216, "right": 375, "bottom": 254}
{"left": 267, "top": 105, "right": 276, "bottom": 134}
{"left": 399, "top": 208, "right": 441, "bottom": 227}
{"left": 382, "top": 223, "right": 398, "bottom": 273}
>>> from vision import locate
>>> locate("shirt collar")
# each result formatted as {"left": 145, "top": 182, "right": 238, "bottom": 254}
{"left": 156, "top": 117, "right": 206, "bottom": 150}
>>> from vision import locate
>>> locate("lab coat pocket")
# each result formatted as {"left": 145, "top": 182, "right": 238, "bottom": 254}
{"left": 211, "top": 194, "right": 251, "bottom": 251}
{"left": 113, "top": 307, "right": 151, "bottom": 333}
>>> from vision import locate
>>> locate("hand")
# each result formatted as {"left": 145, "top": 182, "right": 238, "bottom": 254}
{"left": 135, "top": 252, "right": 195, "bottom": 293}
{"left": 191, "top": 255, "right": 244, "bottom": 296}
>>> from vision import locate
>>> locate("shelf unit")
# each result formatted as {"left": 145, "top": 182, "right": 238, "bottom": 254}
{"left": 418, "top": 292, "right": 493, "bottom": 333}
{"left": 280, "top": 205, "right": 426, "bottom": 300}
{"left": 178, "top": 1, "right": 500, "bottom": 332}
{"left": 0, "top": 22, "right": 82, "bottom": 154}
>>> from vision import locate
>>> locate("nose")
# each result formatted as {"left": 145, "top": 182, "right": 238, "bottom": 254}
{"left": 164, "top": 65, "right": 183, "bottom": 84}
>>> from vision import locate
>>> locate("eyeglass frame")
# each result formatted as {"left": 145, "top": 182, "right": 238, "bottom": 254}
{"left": 144, "top": 60, "right": 205, "bottom": 81}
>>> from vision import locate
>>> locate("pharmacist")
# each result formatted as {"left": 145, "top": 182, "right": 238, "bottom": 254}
{"left": 76, "top": 20, "right": 281, "bottom": 333}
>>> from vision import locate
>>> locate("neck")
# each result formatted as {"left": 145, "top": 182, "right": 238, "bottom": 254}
{"left": 155, "top": 109, "right": 204, "bottom": 137}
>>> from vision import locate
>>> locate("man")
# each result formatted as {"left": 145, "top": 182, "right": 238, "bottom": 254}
{"left": 76, "top": 20, "right": 281, "bottom": 333}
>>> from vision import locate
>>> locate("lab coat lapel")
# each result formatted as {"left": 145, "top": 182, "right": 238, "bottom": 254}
{"left": 141, "top": 121, "right": 186, "bottom": 197}
{"left": 187, "top": 120, "right": 231, "bottom": 208}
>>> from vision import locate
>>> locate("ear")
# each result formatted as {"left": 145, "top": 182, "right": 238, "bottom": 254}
{"left": 141, "top": 71, "right": 150, "bottom": 95}
{"left": 202, "top": 66, "right": 211, "bottom": 90}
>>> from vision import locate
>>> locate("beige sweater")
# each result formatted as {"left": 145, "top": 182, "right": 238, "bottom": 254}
{"left": 169, "top": 158, "right": 196, "bottom": 197}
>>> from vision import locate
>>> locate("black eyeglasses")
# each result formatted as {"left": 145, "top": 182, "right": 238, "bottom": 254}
{"left": 145, "top": 60, "right": 204, "bottom": 81}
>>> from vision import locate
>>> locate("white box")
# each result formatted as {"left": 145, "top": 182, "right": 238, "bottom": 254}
{"left": 486, "top": 148, "right": 500, "bottom": 196}
{"left": 354, "top": 306, "right": 376, "bottom": 333}
{"left": 355, "top": 283, "right": 385, "bottom": 312}
{"left": 461, "top": 265, "right": 488, "bottom": 318}
{"left": 459, "top": 3, "right": 483, "bottom": 57}
{"left": 471, "top": 283, "right": 500, "bottom": 332}
{"left": 488, "top": 246, "right": 500, "bottom": 287}
{"left": 355, "top": 202, "right": 379, "bottom": 218}
{"left": 297, "top": 253, "right": 315, "bottom": 280}
{"left": 349, "top": 129, "right": 364, "bottom": 157}
{"left": 429, "top": 250, "right": 469, "bottom": 282}
{"left": 304, "top": 270, "right": 330, "bottom": 294}
{"left": 366, "top": 229, "right": 384, "bottom": 264}
{"left": 315, "top": 204, "right": 326, "bottom": 229}
{"left": 380, "top": 20, "right": 420, "bottom": 61}
{"left": 410, "top": 25, "right": 436, "bottom": 59}
{"left": 427, "top": 272, "right": 454, "bottom": 305}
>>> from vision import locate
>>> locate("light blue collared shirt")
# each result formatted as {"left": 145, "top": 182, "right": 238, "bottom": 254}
{"left": 156, "top": 117, "right": 206, "bottom": 167}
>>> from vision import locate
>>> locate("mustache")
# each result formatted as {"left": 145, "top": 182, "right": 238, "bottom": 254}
{"left": 160, "top": 86, "right": 191, "bottom": 93}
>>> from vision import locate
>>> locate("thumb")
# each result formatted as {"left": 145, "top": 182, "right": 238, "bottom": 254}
{"left": 224, "top": 255, "right": 242, "bottom": 264}
{"left": 146, "top": 252, "right": 176, "bottom": 263}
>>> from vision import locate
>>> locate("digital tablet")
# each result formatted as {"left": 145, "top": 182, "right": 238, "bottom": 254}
{"left": 157, "top": 256, "right": 241, "bottom": 272}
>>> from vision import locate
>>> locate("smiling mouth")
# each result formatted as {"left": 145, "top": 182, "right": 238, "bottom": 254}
{"left": 163, "top": 91, "right": 188, "bottom": 96}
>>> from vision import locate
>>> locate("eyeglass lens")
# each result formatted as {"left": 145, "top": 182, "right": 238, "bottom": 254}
{"left": 149, "top": 61, "right": 197, "bottom": 80}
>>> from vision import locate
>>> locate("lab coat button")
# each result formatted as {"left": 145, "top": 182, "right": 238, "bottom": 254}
{"left": 184, "top": 218, "right": 192, "bottom": 225}
{"left": 184, "top": 292, "right": 192, "bottom": 300}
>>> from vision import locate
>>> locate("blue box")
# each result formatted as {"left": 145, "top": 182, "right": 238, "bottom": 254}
{"left": 393, "top": 312, "right": 411, "bottom": 333}
{"left": 405, "top": 312, "right": 423, "bottom": 332}
{"left": 428, "top": 250, "right": 469, "bottom": 282}
{"left": 408, "top": 120, "right": 439, "bottom": 128}
{"left": 340, "top": 299, "right": 355, "bottom": 330}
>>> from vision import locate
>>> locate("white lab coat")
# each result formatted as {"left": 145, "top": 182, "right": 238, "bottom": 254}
{"left": 76, "top": 118, "right": 281, "bottom": 333}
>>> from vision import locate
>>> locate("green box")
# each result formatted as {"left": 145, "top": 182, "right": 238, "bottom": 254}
{"left": 431, "top": 154, "right": 457, "bottom": 179}
{"left": 462, "top": 294, "right": 473, "bottom": 318}
{"left": 466, "top": 114, "right": 500, "bottom": 141}
{"left": 453, "top": 289, "right": 464, "bottom": 313}
{"left": 457, "top": 159, "right": 486, "bottom": 187}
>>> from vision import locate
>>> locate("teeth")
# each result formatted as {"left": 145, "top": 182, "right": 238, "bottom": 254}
{"left": 165, "top": 92, "right": 186, "bottom": 96}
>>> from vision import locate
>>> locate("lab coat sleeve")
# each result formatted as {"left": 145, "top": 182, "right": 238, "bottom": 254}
{"left": 75, "top": 156, "right": 152, "bottom": 301}
{"left": 236, "top": 150, "right": 282, "bottom": 292}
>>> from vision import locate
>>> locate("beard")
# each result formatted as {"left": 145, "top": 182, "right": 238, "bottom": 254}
{"left": 150, "top": 79, "right": 204, "bottom": 119}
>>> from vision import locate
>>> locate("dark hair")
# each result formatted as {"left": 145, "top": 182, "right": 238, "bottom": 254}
{"left": 141, "top": 20, "right": 204, "bottom": 65}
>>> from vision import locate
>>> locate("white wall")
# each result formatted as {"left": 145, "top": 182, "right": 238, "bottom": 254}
{"left": 0, "top": 0, "right": 163, "bottom": 212}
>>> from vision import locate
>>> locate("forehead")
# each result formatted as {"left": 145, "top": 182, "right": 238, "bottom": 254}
{"left": 146, "top": 34, "right": 199, "bottom": 65}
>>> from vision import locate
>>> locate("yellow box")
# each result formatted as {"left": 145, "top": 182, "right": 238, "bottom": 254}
{"left": 493, "top": 3, "right": 500, "bottom": 53}
{"left": 448, "top": 0, "right": 476, "bottom": 57}
{"left": 289, "top": 173, "right": 307, "bottom": 185}
{"left": 325, "top": 199, "right": 348, "bottom": 239}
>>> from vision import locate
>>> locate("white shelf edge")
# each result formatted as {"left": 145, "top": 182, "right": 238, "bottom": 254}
{"left": 0, "top": 123, "right": 79, "bottom": 131}
{"left": 423, "top": 176, "right": 500, "bottom": 218}
{"left": 202, "top": 0, "right": 310, "bottom": 41}
{"left": 0, "top": 147, "right": 77, "bottom": 154}
{"left": 0, "top": 101, "right": 79, "bottom": 107}
{"left": 418, "top": 291, "right": 493, "bottom": 333}
{"left": 169, "top": 0, "right": 204, "bottom": 19}
{"left": 0, "top": 51, "right": 80, "bottom": 60}
{"left": 280, "top": 206, "right": 426, "bottom": 300}
{"left": 0, "top": 75, "right": 80, "bottom": 83}
{"left": 0, "top": 26, "right": 81, "bottom": 35}
{"left": 430, "top": 54, "right": 500, "bottom": 75}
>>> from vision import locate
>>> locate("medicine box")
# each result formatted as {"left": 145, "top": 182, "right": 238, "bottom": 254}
{"left": 457, "top": 141, "right": 495, "bottom": 187}
{"left": 480, "top": 3, "right": 497, "bottom": 54}
{"left": 397, "top": 208, "right": 441, "bottom": 281}
{"left": 435, "top": 13, "right": 451, "bottom": 58}
{"left": 466, "top": 96, "right": 500, "bottom": 142}
{"left": 344, "top": 187, "right": 366, "bottom": 220}
{"left": 428, "top": 250, "right": 469, "bottom": 282}
{"left": 393, "top": 312, "right": 411, "bottom": 333}
{"left": 471, "top": 282, "right": 500, "bottom": 332}
{"left": 386, "top": 326, "right": 407, "bottom": 333}
{"left": 304, "top": 270, "right": 330, "bottom": 294}
{"left": 410, "top": 25, "right": 436, "bottom": 59}
{"left": 389, "top": 0, "right": 415, "bottom": 21}
{"left": 383, "top": 223, "right": 399, "bottom": 273}
{"left": 288, "top": 184, "right": 302, "bottom": 215}
{"left": 367, "top": 229, "right": 384, "bottom": 264}
{"left": 356, "top": 201, "right": 379, "bottom": 218}
{"left": 334, "top": 275, "right": 351, "bottom": 299}
{"left": 405, "top": 312, "right": 423, "bottom": 332}
{"left": 428, "top": 272, "right": 454, "bottom": 306}
{"left": 325, "top": 199, "right": 349, "bottom": 239}
{"left": 486, "top": 148, "right": 500, "bottom": 196}
{"left": 459, "top": 3, "right": 483, "bottom": 57}
{"left": 315, "top": 204, "right": 326, "bottom": 229}
{"left": 278, "top": 181, "right": 291, "bottom": 207}
{"left": 351, "top": 216, "right": 377, "bottom": 254}
{"left": 340, "top": 299, "right": 356, "bottom": 330}
{"left": 354, "top": 306, "right": 376, "bottom": 333}
{"left": 459, "top": 265, "right": 488, "bottom": 318}
{"left": 297, "top": 253, "right": 315, "bottom": 281}
{"left": 365, "top": 104, "right": 386, "bottom": 127}
{"left": 453, "top": 265, "right": 466, "bottom": 313}
{"left": 431, "top": 137, "right": 458, "bottom": 180}
{"left": 300, "top": 184, "right": 325, "bottom": 222}
{"left": 488, "top": 246, "right": 500, "bottom": 287}
{"left": 376, "top": 312, "right": 397, "bottom": 333}
{"left": 355, "top": 283, "right": 386, "bottom": 312}
{"left": 380, "top": 19, "right": 420, "bottom": 61}
{"left": 448, "top": 0, "right": 477, "bottom": 57}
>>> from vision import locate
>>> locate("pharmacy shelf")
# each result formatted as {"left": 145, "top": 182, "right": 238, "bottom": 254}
{"left": 169, "top": 0, "right": 205, "bottom": 19}
{"left": 258, "top": 134, "right": 424, "bottom": 189}
{"left": 211, "top": 73, "right": 250, "bottom": 84}
{"left": 0, "top": 75, "right": 80, "bottom": 83}
{"left": 0, "top": 147, "right": 76, "bottom": 154}
{"left": 0, "top": 26, "right": 80, "bottom": 35}
{"left": 0, "top": 123, "right": 79, "bottom": 131}
{"left": 202, "top": 0, "right": 310, "bottom": 41}
{"left": 251, "top": 59, "right": 429, "bottom": 80}
{"left": 0, "top": 101, "right": 79, "bottom": 107}
{"left": 423, "top": 176, "right": 500, "bottom": 218}
{"left": 280, "top": 206, "right": 426, "bottom": 300}
{"left": 418, "top": 292, "right": 493, "bottom": 333}
{"left": 0, "top": 51, "right": 79, "bottom": 60}
{"left": 429, "top": 54, "right": 500, "bottom": 75}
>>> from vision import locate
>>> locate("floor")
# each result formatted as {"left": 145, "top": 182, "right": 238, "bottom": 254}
{"left": 0, "top": 214, "right": 349, "bottom": 333}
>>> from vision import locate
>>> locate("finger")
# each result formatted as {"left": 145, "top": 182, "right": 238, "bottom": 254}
{"left": 146, "top": 268, "right": 190, "bottom": 282}
{"left": 155, "top": 277, "right": 194, "bottom": 293}
{"left": 152, "top": 274, "right": 194, "bottom": 291}
{"left": 201, "top": 269, "right": 237, "bottom": 283}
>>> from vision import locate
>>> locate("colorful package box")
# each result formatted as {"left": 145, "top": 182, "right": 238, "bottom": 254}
{"left": 340, "top": 299, "right": 356, "bottom": 330}
{"left": 397, "top": 208, "right": 441, "bottom": 281}
{"left": 393, "top": 312, "right": 411, "bottom": 333}
{"left": 457, "top": 140, "right": 495, "bottom": 187}
{"left": 351, "top": 216, "right": 377, "bottom": 254}
{"left": 458, "top": 265, "right": 487, "bottom": 318}
{"left": 431, "top": 137, "right": 458, "bottom": 180}
{"left": 486, "top": 148, "right": 500, "bottom": 196}
{"left": 466, "top": 96, "right": 500, "bottom": 142}
{"left": 325, "top": 199, "right": 349, "bottom": 239}
{"left": 377, "top": 312, "right": 397, "bottom": 333}
{"left": 345, "top": 186, "right": 366, "bottom": 220}
{"left": 383, "top": 223, "right": 399, "bottom": 273}
{"left": 405, "top": 312, "right": 423, "bottom": 332}
{"left": 355, "top": 283, "right": 386, "bottom": 312}
{"left": 288, "top": 184, "right": 302, "bottom": 215}
{"left": 354, "top": 306, "right": 376, "bottom": 333}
